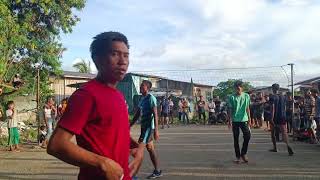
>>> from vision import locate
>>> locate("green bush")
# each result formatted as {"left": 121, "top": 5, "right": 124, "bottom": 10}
{"left": 0, "top": 136, "right": 8, "bottom": 146}
{"left": 20, "top": 128, "right": 38, "bottom": 143}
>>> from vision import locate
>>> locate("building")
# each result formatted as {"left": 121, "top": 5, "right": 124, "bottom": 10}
{"left": 295, "top": 76, "right": 320, "bottom": 94}
{"left": 251, "top": 86, "right": 289, "bottom": 95}
{"left": 50, "top": 71, "right": 214, "bottom": 114}
{"left": 117, "top": 73, "right": 214, "bottom": 113}
{"left": 50, "top": 71, "right": 95, "bottom": 103}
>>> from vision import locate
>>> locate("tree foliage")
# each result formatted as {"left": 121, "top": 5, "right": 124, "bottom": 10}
{"left": 0, "top": 0, "right": 85, "bottom": 102}
{"left": 73, "top": 59, "right": 91, "bottom": 73}
{"left": 213, "top": 79, "right": 253, "bottom": 101}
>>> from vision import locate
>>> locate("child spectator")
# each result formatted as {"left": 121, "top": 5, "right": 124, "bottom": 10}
{"left": 6, "top": 101, "right": 20, "bottom": 152}
{"left": 292, "top": 103, "right": 301, "bottom": 140}
{"left": 40, "top": 125, "right": 47, "bottom": 148}
{"left": 263, "top": 94, "right": 273, "bottom": 131}
{"left": 56, "top": 98, "right": 68, "bottom": 122}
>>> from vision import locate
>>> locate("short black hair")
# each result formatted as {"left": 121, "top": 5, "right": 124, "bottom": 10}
{"left": 272, "top": 83, "right": 280, "bottom": 91}
{"left": 142, "top": 80, "right": 152, "bottom": 89}
{"left": 311, "top": 88, "right": 319, "bottom": 94}
{"left": 90, "top": 32, "right": 129, "bottom": 67}
{"left": 234, "top": 80, "right": 243, "bottom": 88}
{"left": 7, "top": 101, "right": 14, "bottom": 108}
{"left": 46, "top": 96, "right": 54, "bottom": 102}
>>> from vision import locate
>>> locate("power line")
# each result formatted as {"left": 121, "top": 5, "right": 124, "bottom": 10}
{"left": 130, "top": 64, "right": 289, "bottom": 73}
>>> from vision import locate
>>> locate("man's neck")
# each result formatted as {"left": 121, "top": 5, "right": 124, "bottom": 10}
{"left": 96, "top": 74, "right": 117, "bottom": 89}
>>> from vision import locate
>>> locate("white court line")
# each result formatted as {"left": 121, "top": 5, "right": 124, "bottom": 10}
{"left": 139, "top": 171, "right": 320, "bottom": 178}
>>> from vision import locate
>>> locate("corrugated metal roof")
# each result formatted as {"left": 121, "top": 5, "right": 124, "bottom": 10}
{"left": 128, "top": 72, "right": 214, "bottom": 88}
{"left": 295, "top": 76, "right": 320, "bottom": 85}
{"left": 62, "top": 71, "right": 96, "bottom": 79}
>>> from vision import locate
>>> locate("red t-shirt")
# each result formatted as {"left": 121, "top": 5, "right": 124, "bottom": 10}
{"left": 58, "top": 79, "right": 131, "bottom": 180}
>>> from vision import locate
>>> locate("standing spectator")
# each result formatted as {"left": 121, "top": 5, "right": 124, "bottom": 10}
{"left": 286, "top": 92, "right": 293, "bottom": 134}
{"left": 160, "top": 97, "right": 170, "bottom": 129}
{"left": 311, "top": 89, "right": 320, "bottom": 141}
{"left": 182, "top": 98, "right": 190, "bottom": 125}
{"left": 57, "top": 98, "right": 68, "bottom": 120}
{"left": 269, "top": 83, "right": 294, "bottom": 155}
{"left": 292, "top": 102, "right": 301, "bottom": 140}
{"left": 263, "top": 94, "right": 273, "bottom": 131}
{"left": 43, "top": 97, "right": 57, "bottom": 141}
{"left": 47, "top": 32, "right": 144, "bottom": 180}
{"left": 228, "top": 81, "right": 251, "bottom": 163}
{"left": 208, "top": 99, "right": 216, "bottom": 124}
{"left": 168, "top": 97, "right": 174, "bottom": 125}
{"left": 250, "top": 94, "right": 257, "bottom": 128}
{"left": 6, "top": 101, "right": 20, "bottom": 152}
{"left": 299, "top": 97, "right": 306, "bottom": 129}
{"left": 253, "top": 92, "right": 264, "bottom": 128}
{"left": 305, "top": 90, "right": 316, "bottom": 144}
{"left": 197, "top": 96, "right": 206, "bottom": 125}
{"left": 215, "top": 97, "right": 221, "bottom": 115}
{"left": 178, "top": 99, "right": 183, "bottom": 122}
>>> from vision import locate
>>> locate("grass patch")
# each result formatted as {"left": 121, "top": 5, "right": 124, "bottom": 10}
{"left": 0, "top": 136, "right": 8, "bottom": 146}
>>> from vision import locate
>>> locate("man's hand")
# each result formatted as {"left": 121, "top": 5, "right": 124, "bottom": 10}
{"left": 270, "top": 120, "right": 275, "bottom": 126}
{"left": 129, "top": 145, "right": 144, "bottom": 177}
{"left": 154, "top": 130, "right": 160, "bottom": 141}
{"left": 248, "top": 119, "right": 252, "bottom": 128}
{"left": 228, "top": 121, "right": 232, "bottom": 130}
{"left": 99, "top": 157, "right": 124, "bottom": 180}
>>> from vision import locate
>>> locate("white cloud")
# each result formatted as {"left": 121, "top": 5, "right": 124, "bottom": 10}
{"left": 62, "top": 0, "right": 320, "bottom": 85}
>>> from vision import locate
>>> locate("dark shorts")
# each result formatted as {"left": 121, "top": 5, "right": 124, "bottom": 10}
{"left": 274, "top": 118, "right": 286, "bottom": 125}
{"left": 161, "top": 112, "right": 168, "bottom": 117}
{"left": 254, "top": 112, "right": 263, "bottom": 119}
{"left": 139, "top": 127, "right": 154, "bottom": 144}
{"left": 315, "top": 117, "right": 320, "bottom": 125}
{"left": 264, "top": 117, "right": 271, "bottom": 122}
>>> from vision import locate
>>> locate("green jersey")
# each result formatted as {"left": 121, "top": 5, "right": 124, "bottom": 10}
{"left": 138, "top": 94, "right": 157, "bottom": 129}
{"left": 228, "top": 93, "right": 250, "bottom": 122}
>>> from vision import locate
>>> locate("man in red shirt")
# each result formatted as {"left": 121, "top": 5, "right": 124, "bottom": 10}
{"left": 47, "top": 32, "right": 144, "bottom": 180}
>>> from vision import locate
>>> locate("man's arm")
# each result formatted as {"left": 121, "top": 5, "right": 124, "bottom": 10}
{"left": 43, "top": 107, "right": 48, "bottom": 128}
{"left": 227, "top": 106, "right": 232, "bottom": 129}
{"left": 270, "top": 104, "right": 275, "bottom": 125}
{"left": 153, "top": 106, "right": 160, "bottom": 140}
{"left": 246, "top": 107, "right": 252, "bottom": 127}
{"left": 130, "top": 108, "right": 141, "bottom": 127}
{"left": 47, "top": 127, "right": 124, "bottom": 179}
{"left": 129, "top": 137, "right": 144, "bottom": 177}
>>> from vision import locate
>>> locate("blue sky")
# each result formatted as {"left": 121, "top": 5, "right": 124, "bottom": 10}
{"left": 60, "top": 0, "right": 320, "bottom": 85}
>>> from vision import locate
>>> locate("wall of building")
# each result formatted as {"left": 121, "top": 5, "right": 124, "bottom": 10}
{"left": 50, "top": 77, "right": 90, "bottom": 103}
{"left": 158, "top": 79, "right": 193, "bottom": 97}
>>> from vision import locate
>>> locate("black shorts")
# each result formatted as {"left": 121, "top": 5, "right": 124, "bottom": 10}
{"left": 161, "top": 112, "right": 168, "bottom": 117}
{"left": 138, "top": 127, "right": 154, "bottom": 144}
{"left": 315, "top": 117, "right": 320, "bottom": 125}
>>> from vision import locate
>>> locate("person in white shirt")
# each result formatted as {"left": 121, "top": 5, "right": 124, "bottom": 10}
{"left": 6, "top": 101, "right": 20, "bottom": 152}
{"left": 208, "top": 99, "right": 216, "bottom": 124}
{"left": 43, "top": 97, "right": 57, "bottom": 141}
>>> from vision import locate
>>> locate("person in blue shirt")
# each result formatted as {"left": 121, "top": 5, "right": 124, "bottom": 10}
{"left": 131, "top": 80, "right": 162, "bottom": 179}
{"left": 269, "top": 83, "right": 294, "bottom": 156}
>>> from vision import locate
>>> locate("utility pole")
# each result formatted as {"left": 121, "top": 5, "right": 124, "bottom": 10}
{"left": 166, "top": 79, "right": 169, "bottom": 97}
{"left": 35, "top": 64, "right": 41, "bottom": 145}
{"left": 288, "top": 63, "right": 294, "bottom": 123}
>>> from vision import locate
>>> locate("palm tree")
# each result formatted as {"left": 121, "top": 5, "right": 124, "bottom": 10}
{"left": 72, "top": 59, "right": 91, "bottom": 73}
